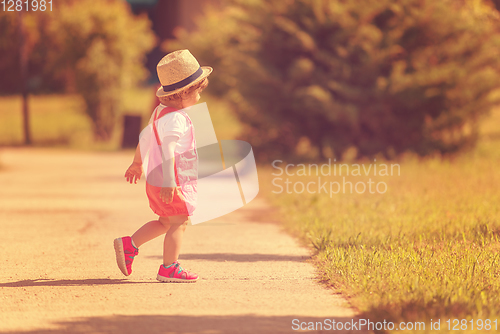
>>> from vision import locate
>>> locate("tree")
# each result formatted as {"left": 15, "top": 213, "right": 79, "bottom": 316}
{"left": 0, "top": 0, "right": 155, "bottom": 141}
{"left": 0, "top": 10, "right": 39, "bottom": 144}
{"left": 49, "top": 0, "right": 155, "bottom": 140}
{"left": 172, "top": 0, "right": 500, "bottom": 160}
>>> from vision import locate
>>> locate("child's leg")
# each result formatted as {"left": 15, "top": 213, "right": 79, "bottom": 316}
{"left": 159, "top": 215, "right": 189, "bottom": 265}
{"left": 131, "top": 220, "right": 170, "bottom": 247}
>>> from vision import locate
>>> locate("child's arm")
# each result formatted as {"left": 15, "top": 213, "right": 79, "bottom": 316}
{"left": 124, "top": 144, "right": 143, "bottom": 184}
{"left": 159, "top": 135, "right": 182, "bottom": 204}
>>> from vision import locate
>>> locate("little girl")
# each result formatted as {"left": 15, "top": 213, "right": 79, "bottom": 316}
{"left": 114, "top": 50, "right": 212, "bottom": 283}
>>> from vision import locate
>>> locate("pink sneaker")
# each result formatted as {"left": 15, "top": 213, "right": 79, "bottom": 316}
{"left": 157, "top": 262, "right": 198, "bottom": 283}
{"left": 114, "top": 236, "right": 139, "bottom": 276}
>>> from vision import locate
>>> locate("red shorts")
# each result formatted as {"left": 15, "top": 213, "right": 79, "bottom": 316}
{"left": 146, "top": 182, "right": 191, "bottom": 217}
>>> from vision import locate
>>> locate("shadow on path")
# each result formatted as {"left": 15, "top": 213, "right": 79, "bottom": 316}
{"left": 0, "top": 279, "right": 147, "bottom": 288}
{"left": 0, "top": 314, "right": 361, "bottom": 334}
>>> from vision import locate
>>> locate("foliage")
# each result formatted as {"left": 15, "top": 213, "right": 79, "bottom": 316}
{"left": 172, "top": 0, "right": 500, "bottom": 160}
{"left": 0, "top": 0, "right": 155, "bottom": 141}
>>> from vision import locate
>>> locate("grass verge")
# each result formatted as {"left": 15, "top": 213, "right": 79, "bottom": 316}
{"left": 259, "top": 109, "right": 500, "bottom": 333}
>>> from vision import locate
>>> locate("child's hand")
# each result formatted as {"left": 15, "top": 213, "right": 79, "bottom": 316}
{"left": 125, "top": 162, "right": 143, "bottom": 184}
{"left": 160, "top": 187, "right": 185, "bottom": 204}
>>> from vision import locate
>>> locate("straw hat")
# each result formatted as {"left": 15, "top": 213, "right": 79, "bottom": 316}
{"left": 156, "top": 50, "right": 213, "bottom": 97}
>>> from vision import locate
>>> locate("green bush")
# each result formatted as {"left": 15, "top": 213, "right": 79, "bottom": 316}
{"left": 51, "top": 1, "right": 155, "bottom": 140}
{"left": 172, "top": 0, "right": 500, "bottom": 160}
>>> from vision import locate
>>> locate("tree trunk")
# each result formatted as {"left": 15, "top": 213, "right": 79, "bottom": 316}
{"left": 19, "top": 11, "right": 31, "bottom": 145}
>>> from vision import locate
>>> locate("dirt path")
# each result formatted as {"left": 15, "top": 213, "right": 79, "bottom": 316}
{"left": 0, "top": 148, "right": 362, "bottom": 334}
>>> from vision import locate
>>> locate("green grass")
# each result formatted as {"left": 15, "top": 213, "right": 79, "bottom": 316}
{"left": 0, "top": 89, "right": 241, "bottom": 149}
{"left": 260, "top": 109, "right": 500, "bottom": 333}
{"left": 0, "top": 94, "right": 91, "bottom": 147}
{"left": 0, "top": 88, "right": 158, "bottom": 149}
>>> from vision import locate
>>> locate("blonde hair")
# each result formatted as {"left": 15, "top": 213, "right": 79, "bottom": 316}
{"left": 159, "top": 78, "right": 209, "bottom": 105}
